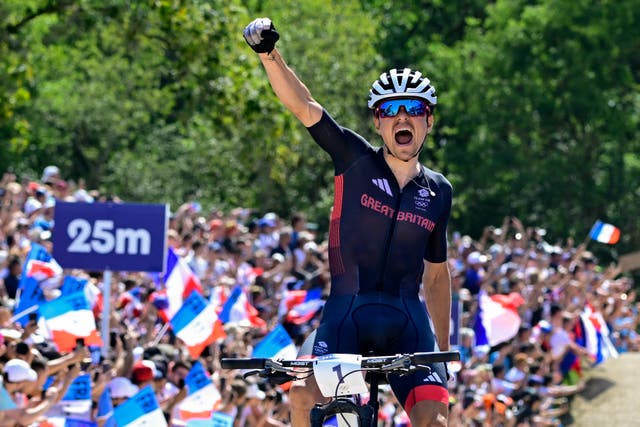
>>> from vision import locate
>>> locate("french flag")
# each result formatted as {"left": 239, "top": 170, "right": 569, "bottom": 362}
{"left": 158, "top": 247, "right": 203, "bottom": 322}
{"left": 589, "top": 220, "right": 621, "bottom": 244}
{"left": 26, "top": 259, "right": 63, "bottom": 282}
{"left": 473, "top": 291, "right": 525, "bottom": 347}
{"left": 210, "top": 285, "right": 231, "bottom": 311}
{"left": 170, "top": 292, "right": 225, "bottom": 359}
{"left": 39, "top": 292, "right": 102, "bottom": 352}
{"left": 218, "top": 286, "right": 266, "bottom": 329}
{"left": 252, "top": 324, "right": 297, "bottom": 360}
{"left": 284, "top": 288, "right": 324, "bottom": 325}
{"left": 59, "top": 275, "right": 103, "bottom": 320}
{"left": 113, "top": 385, "right": 167, "bottom": 427}
{"left": 15, "top": 243, "right": 61, "bottom": 322}
{"left": 578, "top": 307, "right": 619, "bottom": 365}
{"left": 178, "top": 361, "right": 221, "bottom": 421}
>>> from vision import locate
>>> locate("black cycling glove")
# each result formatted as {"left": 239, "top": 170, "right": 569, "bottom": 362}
{"left": 243, "top": 18, "right": 280, "bottom": 54}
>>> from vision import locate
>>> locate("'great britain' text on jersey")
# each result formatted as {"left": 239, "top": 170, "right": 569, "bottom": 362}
{"left": 360, "top": 193, "right": 436, "bottom": 231}
{"left": 307, "top": 111, "right": 452, "bottom": 297}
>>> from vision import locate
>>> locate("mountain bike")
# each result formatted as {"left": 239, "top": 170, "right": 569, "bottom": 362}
{"left": 221, "top": 350, "right": 460, "bottom": 427}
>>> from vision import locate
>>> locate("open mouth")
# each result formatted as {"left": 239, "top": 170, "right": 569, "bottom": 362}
{"left": 394, "top": 129, "right": 413, "bottom": 145}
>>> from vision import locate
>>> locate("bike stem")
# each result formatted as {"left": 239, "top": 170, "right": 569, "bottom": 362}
{"left": 368, "top": 373, "right": 380, "bottom": 427}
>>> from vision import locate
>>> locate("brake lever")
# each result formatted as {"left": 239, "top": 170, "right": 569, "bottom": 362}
{"left": 266, "top": 372, "right": 298, "bottom": 385}
{"left": 242, "top": 369, "right": 264, "bottom": 379}
{"left": 412, "top": 364, "right": 433, "bottom": 375}
{"left": 382, "top": 354, "right": 411, "bottom": 371}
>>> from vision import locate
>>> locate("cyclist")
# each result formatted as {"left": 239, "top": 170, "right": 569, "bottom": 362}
{"left": 243, "top": 18, "right": 453, "bottom": 427}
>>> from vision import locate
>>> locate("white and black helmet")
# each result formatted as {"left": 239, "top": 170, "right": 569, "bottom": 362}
{"left": 367, "top": 68, "right": 437, "bottom": 109}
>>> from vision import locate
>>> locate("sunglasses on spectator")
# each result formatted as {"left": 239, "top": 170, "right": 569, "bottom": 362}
{"left": 376, "top": 99, "right": 430, "bottom": 118}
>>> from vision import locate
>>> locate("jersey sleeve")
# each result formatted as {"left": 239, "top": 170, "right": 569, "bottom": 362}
{"left": 425, "top": 174, "right": 453, "bottom": 263}
{"left": 306, "top": 109, "right": 372, "bottom": 174}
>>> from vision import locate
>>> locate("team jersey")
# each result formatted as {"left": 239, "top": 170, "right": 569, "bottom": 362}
{"left": 307, "top": 110, "right": 452, "bottom": 297}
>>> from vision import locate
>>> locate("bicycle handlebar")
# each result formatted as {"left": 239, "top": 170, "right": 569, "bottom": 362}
{"left": 220, "top": 358, "right": 269, "bottom": 370}
{"left": 221, "top": 350, "right": 460, "bottom": 371}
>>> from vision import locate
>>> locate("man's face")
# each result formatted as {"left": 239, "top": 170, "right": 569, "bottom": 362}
{"left": 374, "top": 98, "right": 433, "bottom": 162}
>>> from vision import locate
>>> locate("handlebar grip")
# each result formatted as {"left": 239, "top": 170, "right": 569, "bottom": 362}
{"left": 413, "top": 351, "right": 461, "bottom": 364}
{"left": 221, "top": 358, "right": 268, "bottom": 370}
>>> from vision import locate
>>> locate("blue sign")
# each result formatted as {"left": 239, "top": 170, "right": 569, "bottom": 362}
{"left": 185, "top": 361, "right": 213, "bottom": 395}
{"left": 170, "top": 291, "right": 208, "bottom": 333}
{"left": 53, "top": 201, "right": 168, "bottom": 272}
{"left": 113, "top": 385, "right": 163, "bottom": 427}
{"left": 252, "top": 324, "right": 294, "bottom": 358}
{"left": 63, "top": 374, "right": 92, "bottom": 401}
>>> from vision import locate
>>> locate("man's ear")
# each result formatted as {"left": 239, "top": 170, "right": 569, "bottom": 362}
{"left": 427, "top": 114, "right": 434, "bottom": 133}
{"left": 374, "top": 115, "right": 381, "bottom": 133}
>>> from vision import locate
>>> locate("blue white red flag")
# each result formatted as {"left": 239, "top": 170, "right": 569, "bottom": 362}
{"left": 157, "top": 247, "right": 203, "bottom": 322}
{"left": 209, "top": 285, "right": 231, "bottom": 311}
{"left": 170, "top": 292, "right": 225, "bottom": 359}
{"left": 589, "top": 220, "right": 621, "bottom": 244}
{"left": 473, "top": 291, "right": 524, "bottom": 347}
{"left": 15, "top": 243, "right": 61, "bottom": 323}
{"left": 218, "top": 286, "right": 266, "bottom": 329}
{"left": 252, "top": 324, "right": 297, "bottom": 360}
{"left": 178, "top": 361, "right": 221, "bottom": 421}
{"left": 577, "top": 307, "right": 619, "bottom": 365}
{"left": 39, "top": 292, "right": 102, "bottom": 352}
{"left": 284, "top": 288, "right": 324, "bottom": 325}
{"left": 59, "top": 276, "right": 102, "bottom": 318}
{"left": 113, "top": 385, "right": 167, "bottom": 427}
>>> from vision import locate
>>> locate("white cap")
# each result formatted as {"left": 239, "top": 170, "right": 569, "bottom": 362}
{"left": 41, "top": 165, "right": 60, "bottom": 182}
{"left": 467, "top": 251, "right": 488, "bottom": 265}
{"left": 3, "top": 359, "right": 38, "bottom": 382}
{"left": 108, "top": 377, "right": 139, "bottom": 399}
{"left": 246, "top": 384, "right": 266, "bottom": 400}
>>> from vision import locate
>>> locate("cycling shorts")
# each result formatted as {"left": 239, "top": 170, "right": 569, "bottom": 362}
{"left": 299, "top": 293, "right": 449, "bottom": 412}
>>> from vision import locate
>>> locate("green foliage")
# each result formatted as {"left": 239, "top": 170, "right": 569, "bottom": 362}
{"left": 1, "top": 0, "right": 639, "bottom": 258}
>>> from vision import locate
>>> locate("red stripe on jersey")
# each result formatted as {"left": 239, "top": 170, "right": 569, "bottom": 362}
{"left": 329, "top": 175, "right": 345, "bottom": 275}
{"left": 404, "top": 384, "right": 449, "bottom": 414}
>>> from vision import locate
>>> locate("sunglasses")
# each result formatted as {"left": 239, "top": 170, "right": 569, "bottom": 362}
{"left": 376, "top": 99, "right": 430, "bottom": 118}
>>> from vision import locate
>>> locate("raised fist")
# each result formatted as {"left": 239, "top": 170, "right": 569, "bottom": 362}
{"left": 243, "top": 18, "right": 280, "bottom": 54}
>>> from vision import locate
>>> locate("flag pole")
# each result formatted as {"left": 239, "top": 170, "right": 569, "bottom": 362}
{"left": 101, "top": 269, "right": 112, "bottom": 358}
{"left": 9, "top": 305, "right": 39, "bottom": 324}
{"left": 151, "top": 322, "right": 171, "bottom": 347}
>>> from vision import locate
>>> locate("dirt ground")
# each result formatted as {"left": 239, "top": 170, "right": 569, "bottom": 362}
{"left": 562, "top": 352, "right": 640, "bottom": 427}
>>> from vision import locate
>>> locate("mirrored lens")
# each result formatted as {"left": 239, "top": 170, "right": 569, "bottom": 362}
{"left": 378, "top": 99, "right": 428, "bottom": 118}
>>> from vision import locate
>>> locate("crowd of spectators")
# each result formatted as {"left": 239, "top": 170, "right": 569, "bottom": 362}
{"left": 0, "top": 166, "right": 638, "bottom": 427}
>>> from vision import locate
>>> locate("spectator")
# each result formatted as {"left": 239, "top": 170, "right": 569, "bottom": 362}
{"left": 0, "top": 256, "right": 21, "bottom": 300}
{"left": 0, "top": 168, "right": 638, "bottom": 426}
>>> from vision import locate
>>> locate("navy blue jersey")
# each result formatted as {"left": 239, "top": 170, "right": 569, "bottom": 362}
{"left": 307, "top": 110, "right": 452, "bottom": 297}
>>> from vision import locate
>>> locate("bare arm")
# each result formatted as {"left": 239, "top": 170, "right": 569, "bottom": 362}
{"left": 0, "top": 388, "right": 59, "bottom": 426}
{"left": 422, "top": 260, "right": 451, "bottom": 351}
{"left": 244, "top": 18, "right": 323, "bottom": 127}
{"left": 258, "top": 49, "right": 323, "bottom": 126}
